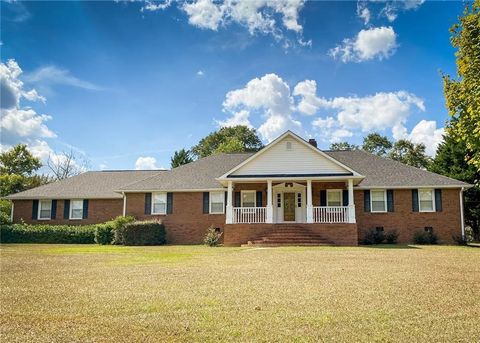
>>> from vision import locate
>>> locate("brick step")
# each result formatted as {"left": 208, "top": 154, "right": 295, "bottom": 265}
{"left": 262, "top": 233, "right": 327, "bottom": 238}
{"left": 242, "top": 242, "right": 333, "bottom": 247}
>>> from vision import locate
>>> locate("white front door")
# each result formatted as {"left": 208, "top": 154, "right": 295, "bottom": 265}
{"left": 273, "top": 183, "right": 306, "bottom": 223}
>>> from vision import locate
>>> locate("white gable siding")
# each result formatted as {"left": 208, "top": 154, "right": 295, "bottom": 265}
{"left": 231, "top": 138, "right": 349, "bottom": 176}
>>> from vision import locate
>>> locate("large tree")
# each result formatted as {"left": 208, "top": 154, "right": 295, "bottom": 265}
{"left": 170, "top": 149, "right": 193, "bottom": 168}
{"left": 46, "top": 150, "right": 89, "bottom": 180}
{"left": 191, "top": 126, "right": 263, "bottom": 158}
{"left": 329, "top": 142, "right": 359, "bottom": 151}
{"left": 362, "top": 133, "right": 393, "bottom": 157}
{"left": 388, "top": 139, "right": 431, "bottom": 169}
{"left": 442, "top": 1, "right": 480, "bottom": 169}
{"left": 429, "top": 132, "right": 480, "bottom": 241}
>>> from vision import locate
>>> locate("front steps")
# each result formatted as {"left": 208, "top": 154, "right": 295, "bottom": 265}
{"left": 242, "top": 225, "right": 334, "bottom": 247}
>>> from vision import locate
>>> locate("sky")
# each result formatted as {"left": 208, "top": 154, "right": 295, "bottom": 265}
{"left": 0, "top": 0, "right": 465, "bottom": 171}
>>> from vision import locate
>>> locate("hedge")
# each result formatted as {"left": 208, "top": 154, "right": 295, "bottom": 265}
{"left": 121, "top": 221, "right": 166, "bottom": 246}
{"left": 0, "top": 224, "right": 96, "bottom": 244}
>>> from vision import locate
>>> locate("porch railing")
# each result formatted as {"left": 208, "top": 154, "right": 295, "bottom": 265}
{"left": 313, "top": 206, "right": 349, "bottom": 223}
{"left": 232, "top": 207, "right": 266, "bottom": 224}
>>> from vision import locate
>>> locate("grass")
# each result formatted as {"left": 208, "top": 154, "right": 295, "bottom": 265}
{"left": 1, "top": 244, "right": 479, "bottom": 342}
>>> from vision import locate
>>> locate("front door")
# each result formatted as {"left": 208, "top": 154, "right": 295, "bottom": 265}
{"left": 283, "top": 192, "right": 295, "bottom": 221}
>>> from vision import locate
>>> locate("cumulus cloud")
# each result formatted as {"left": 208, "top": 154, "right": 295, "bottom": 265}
{"left": 196, "top": 70, "right": 205, "bottom": 77}
{"left": 401, "top": 120, "right": 444, "bottom": 156}
{"left": 329, "top": 26, "right": 397, "bottom": 63}
{"left": 357, "top": 0, "right": 425, "bottom": 23}
{"left": 293, "top": 80, "right": 328, "bottom": 115}
{"left": 135, "top": 156, "right": 165, "bottom": 170}
{"left": 311, "top": 116, "right": 353, "bottom": 143}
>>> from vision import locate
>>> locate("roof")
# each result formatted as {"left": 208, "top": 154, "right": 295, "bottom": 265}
{"left": 118, "top": 153, "right": 254, "bottom": 192}
{"left": 5, "top": 170, "right": 162, "bottom": 200}
{"left": 325, "top": 150, "right": 470, "bottom": 188}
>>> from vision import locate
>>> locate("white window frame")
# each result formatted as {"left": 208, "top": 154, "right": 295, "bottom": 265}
{"left": 151, "top": 192, "right": 167, "bottom": 215}
{"left": 418, "top": 189, "right": 435, "bottom": 212}
{"left": 370, "top": 189, "right": 387, "bottom": 213}
{"left": 326, "top": 189, "right": 343, "bottom": 207}
{"left": 38, "top": 200, "right": 52, "bottom": 220}
{"left": 241, "top": 190, "right": 256, "bottom": 208}
{"left": 209, "top": 191, "right": 225, "bottom": 214}
{"left": 69, "top": 199, "right": 84, "bottom": 220}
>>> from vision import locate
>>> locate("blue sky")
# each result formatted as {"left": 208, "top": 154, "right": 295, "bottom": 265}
{"left": 1, "top": 0, "right": 464, "bottom": 170}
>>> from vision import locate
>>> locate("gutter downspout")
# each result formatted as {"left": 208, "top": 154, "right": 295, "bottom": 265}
{"left": 122, "top": 192, "right": 126, "bottom": 217}
{"left": 460, "top": 187, "right": 465, "bottom": 239}
{"left": 10, "top": 201, "right": 14, "bottom": 223}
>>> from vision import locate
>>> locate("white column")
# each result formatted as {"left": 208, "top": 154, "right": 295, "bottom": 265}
{"left": 10, "top": 201, "right": 14, "bottom": 223}
{"left": 122, "top": 192, "right": 126, "bottom": 217}
{"left": 348, "top": 179, "right": 356, "bottom": 223}
{"left": 266, "top": 180, "right": 273, "bottom": 223}
{"left": 307, "top": 180, "right": 313, "bottom": 223}
{"left": 226, "top": 181, "right": 233, "bottom": 224}
{"left": 460, "top": 187, "right": 465, "bottom": 238}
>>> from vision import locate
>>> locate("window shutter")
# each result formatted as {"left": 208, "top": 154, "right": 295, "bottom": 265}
{"left": 256, "top": 191, "right": 262, "bottom": 207}
{"left": 82, "top": 199, "right": 89, "bottom": 219}
{"left": 32, "top": 200, "right": 39, "bottom": 220}
{"left": 144, "top": 193, "right": 152, "bottom": 215}
{"left": 364, "top": 190, "right": 371, "bottom": 212}
{"left": 51, "top": 200, "right": 57, "bottom": 219}
{"left": 342, "top": 190, "right": 348, "bottom": 206}
{"left": 64, "top": 200, "right": 70, "bottom": 219}
{"left": 224, "top": 191, "right": 227, "bottom": 210}
{"left": 167, "top": 192, "right": 173, "bottom": 214}
{"left": 412, "top": 189, "right": 419, "bottom": 212}
{"left": 435, "top": 189, "right": 442, "bottom": 212}
{"left": 320, "top": 190, "right": 327, "bottom": 206}
{"left": 234, "top": 192, "right": 240, "bottom": 207}
{"left": 387, "top": 190, "right": 394, "bottom": 212}
{"left": 203, "top": 192, "right": 209, "bottom": 214}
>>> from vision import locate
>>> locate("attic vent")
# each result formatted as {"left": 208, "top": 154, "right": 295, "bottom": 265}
{"left": 286, "top": 141, "right": 293, "bottom": 151}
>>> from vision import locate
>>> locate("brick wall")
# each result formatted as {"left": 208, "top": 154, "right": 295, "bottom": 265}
{"left": 12, "top": 199, "right": 123, "bottom": 225}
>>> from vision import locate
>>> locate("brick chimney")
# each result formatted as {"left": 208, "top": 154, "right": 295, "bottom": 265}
{"left": 308, "top": 138, "right": 317, "bottom": 148}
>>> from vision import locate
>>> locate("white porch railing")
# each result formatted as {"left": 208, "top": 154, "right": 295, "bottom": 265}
{"left": 313, "top": 206, "right": 349, "bottom": 223}
{"left": 232, "top": 207, "right": 266, "bottom": 224}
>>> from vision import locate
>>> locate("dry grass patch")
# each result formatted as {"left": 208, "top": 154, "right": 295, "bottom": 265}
{"left": 1, "top": 244, "right": 479, "bottom": 342}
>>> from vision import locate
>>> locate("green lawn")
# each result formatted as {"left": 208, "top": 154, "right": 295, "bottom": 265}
{"left": 1, "top": 244, "right": 479, "bottom": 342}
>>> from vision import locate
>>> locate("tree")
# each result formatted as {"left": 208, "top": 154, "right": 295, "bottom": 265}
{"left": 0, "top": 144, "right": 41, "bottom": 176}
{"left": 214, "top": 138, "right": 245, "bottom": 154}
{"left": 191, "top": 126, "right": 263, "bottom": 158}
{"left": 429, "top": 132, "right": 480, "bottom": 241}
{"left": 388, "top": 140, "right": 431, "bottom": 169}
{"left": 362, "top": 133, "right": 393, "bottom": 157}
{"left": 47, "top": 150, "right": 89, "bottom": 180}
{"left": 329, "top": 142, "right": 359, "bottom": 151}
{"left": 442, "top": 1, "right": 480, "bottom": 169}
{"left": 170, "top": 149, "right": 193, "bottom": 168}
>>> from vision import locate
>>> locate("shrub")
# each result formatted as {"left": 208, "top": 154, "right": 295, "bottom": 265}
{"left": 0, "top": 223, "right": 95, "bottom": 244}
{"left": 385, "top": 230, "right": 399, "bottom": 244}
{"left": 121, "top": 220, "right": 166, "bottom": 246}
{"left": 452, "top": 234, "right": 469, "bottom": 246}
{"left": 362, "top": 229, "right": 385, "bottom": 245}
{"left": 204, "top": 225, "right": 223, "bottom": 247}
{"left": 413, "top": 230, "right": 438, "bottom": 245}
{"left": 110, "top": 215, "right": 135, "bottom": 245}
{"left": 94, "top": 223, "right": 114, "bottom": 245}
{"left": 0, "top": 200, "right": 12, "bottom": 225}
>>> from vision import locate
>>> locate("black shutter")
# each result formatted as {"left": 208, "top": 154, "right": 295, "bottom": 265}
{"left": 412, "top": 189, "right": 419, "bottom": 212}
{"left": 51, "top": 200, "right": 57, "bottom": 219}
{"left": 234, "top": 192, "right": 240, "bottom": 207}
{"left": 167, "top": 192, "right": 173, "bottom": 214}
{"left": 364, "top": 190, "right": 371, "bottom": 212}
{"left": 144, "top": 193, "right": 152, "bottom": 215}
{"left": 224, "top": 191, "right": 227, "bottom": 210}
{"left": 320, "top": 190, "right": 327, "bottom": 206}
{"left": 342, "top": 190, "right": 348, "bottom": 206}
{"left": 387, "top": 190, "right": 394, "bottom": 212}
{"left": 203, "top": 192, "right": 209, "bottom": 214}
{"left": 435, "top": 189, "right": 442, "bottom": 212}
{"left": 256, "top": 191, "right": 262, "bottom": 207}
{"left": 64, "top": 200, "right": 70, "bottom": 219}
{"left": 32, "top": 200, "right": 39, "bottom": 220}
{"left": 82, "top": 199, "right": 89, "bottom": 219}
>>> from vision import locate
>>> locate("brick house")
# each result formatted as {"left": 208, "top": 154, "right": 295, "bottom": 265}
{"left": 6, "top": 131, "right": 471, "bottom": 246}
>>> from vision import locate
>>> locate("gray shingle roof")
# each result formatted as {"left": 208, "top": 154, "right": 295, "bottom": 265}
{"left": 5, "top": 170, "right": 162, "bottom": 199}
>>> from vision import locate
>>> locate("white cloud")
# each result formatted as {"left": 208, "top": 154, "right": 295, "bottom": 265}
{"left": 357, "top": 3, "right": 371, "bottom": 25}
{"left": 196, "top": 70, "right": 205, "bottom": 77}
{"left": 401, "top": 120, "right": 444, "bottom": 156}
{"left": 135, "top": 156, "right": 165, "bottom": 170}
{"left": 329, "top": 26, "right": 397, "bottom": 63}
{"left": 183, "top": 0, "right": 225, "bottom": 30}
{"left": 216, "top": 109, "right": 252, "bottom": 128}
{"left": 311, "top": 116, "right": 353, "bottom": 143}
{"left": 293, "top": 80, "right": 328, "bottom": 115}
{"left": 141, "top": 0, "right": 172, "bottom": 12}
{"left": 357, "top": 0, "right": 425, "bottom": 23}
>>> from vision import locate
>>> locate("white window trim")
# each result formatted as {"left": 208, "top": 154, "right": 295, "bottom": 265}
{"left": 69, "top": 199, "right": 84, "bottom": 220}
{"left": 151, "top": 192, "right": 167, "bottom": 215}
{"left": 209, "top": 191, "right": 225, "bottom": 214}
{"left": 370, "top": 189, "right": 387, "bottom": 213}
{"left": 418, "top": 189, "right": 436, "bottom": 212}
{"left": 38, "top": 200, "right": 52, "bottom": 220}
{"left": 326, "top": 189, "right": 343, "bottom": 207}
{"left": 241, "top": 190, "right": 257, "bottom": 207}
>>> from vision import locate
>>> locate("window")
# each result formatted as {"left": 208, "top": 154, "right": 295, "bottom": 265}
{"left": 70, "top": 200, "right": 84, "bottom": 219}
{"left": 277, "top": 193, "right": 281, "bottom": 208}
{"left": 209, "top": 191, "right": 225, "bottom": 214}
{"left": 371, "top": 190, "right": 387, "bottom": 212}
{"left": 152, "top": 192, "right": 167, "bottom": 214}
{"left": 286, "top": 141, "right": 292, "bottom": 151}
{"left": 38, "top": 200, "right": 52, "bottom": 220}
{"left": 327, "top": 190, "right": 342, "bottom": 206}
{"left": 418, "top": 189, "right": 435, "bottom": 212}
{"left": 297, "top": 193, "right": 302, "bottom": 207}
{"left": 241, "top": 191, "right": 256, "bottom": 207}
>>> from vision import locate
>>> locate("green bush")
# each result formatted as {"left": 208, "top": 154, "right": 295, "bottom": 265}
{"left": 452, "top": 234, "right": 469, "bottom": 246}
{"left": 204, "top": 225, "right": 223, "bottom": 247}
{"left": 94, "top": 223, "right": 114, "bottom": 245}
{"left": 361, "top": 229, "right": 385, "bottom": 245}
{"left": 121, "top": 220, "right": 166, "bottom": 246}
{"left": 413, "top": 230, "right": 438, "bottom": 245}
{"left": 0, "top": 200, "right": 12, "bottom": 225}
{"left": 0, "top": 223, "right": 95, "bottom": 244}
{"left": 110, "top": 216, "right": 135, "bottom": 245}
{"left": 385, "top": 230, "right": 399, "bottom": 244}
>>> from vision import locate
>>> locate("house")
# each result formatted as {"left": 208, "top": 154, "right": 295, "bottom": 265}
{"left": 6, "top": 131, "right": 470, "bottom": 246}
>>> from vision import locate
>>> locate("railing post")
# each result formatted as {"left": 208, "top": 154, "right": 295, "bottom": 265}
{"left": 348, "top": 179, "right": 356, "bottom": 223}
{"left": 226, "top": 181, "right": 233, "bottom": 224}
{"left": 307, "top": 180, "right": 313, "bottom": 223}
{"left": 266, "top": 180, "right": 273, "bottom": 223}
